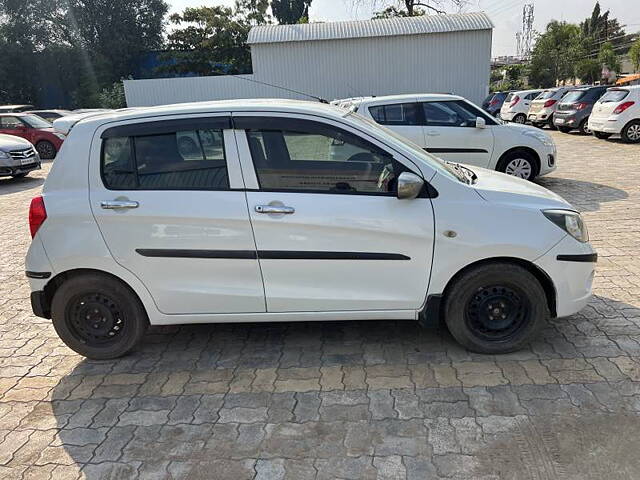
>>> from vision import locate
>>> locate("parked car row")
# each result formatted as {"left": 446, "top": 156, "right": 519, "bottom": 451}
{"left": 494, "top": 85, "right": 640, "bottom": 144}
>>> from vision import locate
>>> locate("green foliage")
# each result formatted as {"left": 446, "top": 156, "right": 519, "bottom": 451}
{"left": 598, "top": 41, "right": 621, "bottom": 74}
{"left": 528, "top": 21, "right": 584, "bottom": 88}
{"left": 99, "top": 81, "right": 127, "bottom": 109}
{"left": 575, "top": 59, "right": 601, "bottom": 84}
{"left": 630, "top": 38, "right": 640, "bottom": 73}
{"left": 580, "top": 2, "right": 626, "bottom": 51}
{"left": 373, "top": 6, "right": 424, "bottom": 18}
{"left": 271, "top": 0, "right": 312, "bottom": 24}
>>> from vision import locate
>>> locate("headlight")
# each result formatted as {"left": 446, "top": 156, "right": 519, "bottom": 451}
{"left": 0, "top": 151, "right": 8, "bottom": 159}
{"left": 543, "top": 209, "right": 589, "bottom": 242}
{"left": 522, "top": 130, "right": 554, "bottom": 147}
{"left": 54, "top": 133, "right": 66, "bottom": 140}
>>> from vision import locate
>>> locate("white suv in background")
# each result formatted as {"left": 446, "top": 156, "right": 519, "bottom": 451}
{"left": 335, "top": 94, "right": 557, "bottom": 181}
{"left": 527, "top": 87, "right": 573, "bottom": 129}
{"left": 26, "top": 99, "right": 595, "bottom": 359}
{"left": 588, "top": 86, "right": 640, "bottom": 143}
{"left": 500, "top": 89, "right": 543, "bottom": 124}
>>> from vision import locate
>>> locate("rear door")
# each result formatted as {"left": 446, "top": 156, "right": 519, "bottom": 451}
{"left": 89, "top": 115, "right": 265, "bottom": 315}
{"left": 420, "top": 100, "right": 495, "bottom": 168}
{"left": 234, "top": 114, "right": 434, "bottom": 313}
{"left": 366, "top": 101, "right": 426, "bottom": 146}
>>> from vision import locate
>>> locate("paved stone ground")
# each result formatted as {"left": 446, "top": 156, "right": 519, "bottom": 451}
{"left": 1, "top": 131, "right": 639, "bottom": 479}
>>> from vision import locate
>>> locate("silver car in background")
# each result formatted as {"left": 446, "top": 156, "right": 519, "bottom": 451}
{"left": 528, "top": 87, "right": 574, "bottom": 129}
{"left": 0, "top": 134, "right": 41, "bottom": 179}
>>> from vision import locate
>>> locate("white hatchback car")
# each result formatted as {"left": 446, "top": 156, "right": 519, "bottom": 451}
{"left": 500, "top": 89, "right": 543, "bottom": 124}
{"left": 527, "top": 87, "right": 574, "bottom": 129}
{"left": 334, "top": 94, "right": 557, "bottom": 181}
{"left": 588, "top": 86, "right": 640, "bottom": 143}
{"left": 26, "top": 100, "right": 596, "bottom": 359}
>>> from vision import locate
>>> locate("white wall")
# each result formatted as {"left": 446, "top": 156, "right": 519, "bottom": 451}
{"left": 125, "top": 29, "right": 491, "bottom": 107}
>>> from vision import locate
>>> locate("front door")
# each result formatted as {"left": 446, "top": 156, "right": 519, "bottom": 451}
{"left": 89, "top": 116, "right": 265, "bottom": 315}
{"left": 420, "top": 100, "right": 495, "bottom": 169}
{"left": 234, "top": 114, "right": 434, "bottom": 313}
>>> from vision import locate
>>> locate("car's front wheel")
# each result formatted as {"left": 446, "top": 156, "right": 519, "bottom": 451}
{"left": 51, "top": 273, "right": 149, "bottom": 359}
{"left": 36, "top": 140, "right": 56, "bottom": 159}
{"left": 444, "top": 263, "right": 548, "bottom": 354}
{"left": 594, "top": 131, "right": 612, "bottom": 140}
{"left": 621, "top": 120, "right": 640, "bottom": 144}
{"left": 497, "top": 150, "right": 538, "bottom": 181}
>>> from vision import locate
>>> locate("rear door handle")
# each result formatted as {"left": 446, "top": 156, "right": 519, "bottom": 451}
{"left": 255, "top": 205, "right": 295, "bottom": 214}
{"left": 101, "top": 200, "right": 139, "bottom": 210}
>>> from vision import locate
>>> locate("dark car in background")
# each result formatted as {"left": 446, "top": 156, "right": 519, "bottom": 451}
{"left": 483, "top": 91, "right": 510, "bottom": 117}
{"left": 553, "top": 86, "right": 608, "bottom": 135}
{"left": 0, "top": 113, "right": 65, "bottom": 159}
{"left": 26, "top": 109, "right": 72, "bottom": 123}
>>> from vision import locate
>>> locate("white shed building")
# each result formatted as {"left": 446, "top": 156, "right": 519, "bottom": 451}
{"left": 124, "top": 12, "right": 493, "bottom": 107}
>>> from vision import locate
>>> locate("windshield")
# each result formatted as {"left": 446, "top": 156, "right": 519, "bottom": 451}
{"left": 599, "top": 89, "right": 630, "bottom": 103}
{"left": 20, "top": 114, "right": 52, "bottom": 129}
{"left": 504, "top": 93, "right": 515, "bottom": 102}
{"left": 345, "top": 111, "right": 466, "bottom": 183}
{"left": 561, "top": 91, "right": 586, "bottom": 104}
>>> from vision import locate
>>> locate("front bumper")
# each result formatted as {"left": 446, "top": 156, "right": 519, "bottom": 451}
{"left": 0, "top": 159, "right": 41, "bottom": 177}
{"left": 534, "top": 235, "right": 596, "bottom": 318}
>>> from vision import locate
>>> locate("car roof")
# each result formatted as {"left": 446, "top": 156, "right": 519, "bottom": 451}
{"left": 53, "top": 99, "right": 355, "bottom": 135}
{"left": 27, "top": 109, "right": 71, "bottom": 114}
{"left": 338, "top": 93, "right": 464, "bottom": 106}
{"left": 510, "top": 89, "right": 542, "bottom": 95}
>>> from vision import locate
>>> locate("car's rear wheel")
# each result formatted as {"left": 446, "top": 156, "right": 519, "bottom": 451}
{"left": 594, "top": 131, "right": 612, "bottom": 140}
{"left": 621, "top": 121, "right": 640, "bottom": 144}
{"left": 497, "top": 150, "right": 538, "bottom": 181}
{"left": 547, "top": 117, "right": 557, "bottom": 130}
{"left": 51, "top": 273, "right": 148, "bottom": 359}
{"left": 513, "top": 114, "right": 527, "bottom": 124}
{"left": 579, "top": 119, "right": 591, "bottom": 135}
{"left": 444, "top": 263, "right": 548, "bottom": 354}
{"left": 36, "top": 140, "right": 56, "bottom": 159}
{"left": 558, "top": 127, "right": 572, "bottom": 133}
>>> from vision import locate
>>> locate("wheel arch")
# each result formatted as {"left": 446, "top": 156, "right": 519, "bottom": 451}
{"left": 41, "top": 268, "right": 148, "bottom": 319}
{"left": 437, "top": 256, "right": 557, "bottom": 321}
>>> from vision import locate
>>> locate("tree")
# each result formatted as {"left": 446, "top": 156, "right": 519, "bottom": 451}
{"left": 528, "top": 21, "right": 583, "bottom": 87}
{"left": 576, "top": 59, "right": 601, "bottom": 84}
{"left": 598, "top": 41, "right": 621, "bottom": 74}
{"left": 629, "top": 38, "right": 640, "bottom": 73}
{"left": 163, "top": 3, "right": 263, "bottom": 76}
{"left": 99, "top": 81, "right": 127, "bottom": 109}
{"left": 357, "top": 0, "right": 469, "bottom": 17}
{"left": 271, "top": 0, "right": 312, "bottom": 24}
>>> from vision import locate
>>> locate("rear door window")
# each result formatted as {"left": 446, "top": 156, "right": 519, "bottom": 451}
{"left": 368, "top": 103, "right": 420, "bottom": 126}
{"left": 102, "top": 128, "right": 228, "bottom": 190}
{"left": 599, "top": 89, "right": 630, "bottom": 103}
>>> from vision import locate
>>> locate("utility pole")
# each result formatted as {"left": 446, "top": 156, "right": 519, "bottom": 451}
{"left": 516, "top": 3, "right": 535, "bottom": 60}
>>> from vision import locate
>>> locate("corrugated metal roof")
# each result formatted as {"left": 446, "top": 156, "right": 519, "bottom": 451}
{"left": 247, "top": 11, "right": 493, "bottom": 45}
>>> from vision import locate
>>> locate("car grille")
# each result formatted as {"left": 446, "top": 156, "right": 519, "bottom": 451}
{"left": 8, "top": 147, "right": 36, "bottom": 160}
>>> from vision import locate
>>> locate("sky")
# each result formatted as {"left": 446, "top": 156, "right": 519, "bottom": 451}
{"left": 167, "top": 0, "right": 640, "bottom": 57}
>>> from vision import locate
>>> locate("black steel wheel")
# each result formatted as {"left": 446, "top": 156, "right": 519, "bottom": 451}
{"left": 36, "top": 140, "right": 56, "bottom": 159}
{"left": 444, "top": 263, "right": 548, "bottom": 354}
{"left": 51, "top": 273, "right": 148, "bottom": 359}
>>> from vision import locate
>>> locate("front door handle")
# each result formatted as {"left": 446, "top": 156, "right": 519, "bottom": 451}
{"left": 255, "top": 205, "right": 295, "bottom": 214}
{"left": 426, "top": 131, "right": 440, "bottom": 137}
{"left": 101, "top": 200, "right": 139, "bottom": 210}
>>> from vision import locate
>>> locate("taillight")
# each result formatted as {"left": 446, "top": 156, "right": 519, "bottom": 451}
{"left": 490, "top": 98, "right": 499, "bottom": 106}
{"left": 510, "top": 96, "right": 520, "bottom": 107}
{"left": 575, "top": 102, "right": 588, "bottom": 111}
{"left": 543, "top": 99, "right": 557, "bottom": 108}
{"left": 29, "top": 196, "right": 47, "bottom": 238}
{"left": 613, "top": 101, "right": 635, "bottom": 114}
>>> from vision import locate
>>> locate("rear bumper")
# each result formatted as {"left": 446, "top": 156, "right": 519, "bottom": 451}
{"left": 534, "top": 236, "right": 596, "bottom": 318}
{"left": 31, "top": 291, "right": 51, "bottom": 319}
{"left": 0, "top": 160, "right": 41, "bottom": 177}
{"left": 528, "top": 109, "right": 554, "bottom": 123}
{"left": 553, "top": 112, "right": 585, "bottom": 128}
{"left": 500, "top": 111, "right": 516, "bottom": 121}
{"left": 588, "top": 117, "right": 623, "bottom": 134}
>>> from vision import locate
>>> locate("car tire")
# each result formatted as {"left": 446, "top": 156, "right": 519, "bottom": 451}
{"left": 547, "top": 117, "right": 557, "bottom": 130}
{"left": 578, "top": 119, "right": 591, "bottom": 135}
{"left": 594, "top": 131, "right": 612, "bottom": 140}
{"left": 621, "top": 120, "right": 640, "bottom": 144}
{"left": 443, "top": 263, "right": 548, "bottom": 354}
{"left": 11, "top": 172, "right": 28, "bottom": 178}
{"left": 558, "top": 127, "right": 572, "bottom": 133}
{"left": 496, "top": 150, "right": 539, "bottom": 181}
{"left": 36, "top": 140, "right": 56, "bottom": 159}
{"left": 513, "top": 114, "right": 527, "bottom": 124}
{"left": 51, "top": 273, "right": 149, "bottom": 359}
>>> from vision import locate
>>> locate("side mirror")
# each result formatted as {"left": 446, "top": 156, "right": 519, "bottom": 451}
{"left": 397, "top": 172, "right": 424, "bottom": 200}
{"left": 475, "top": 117, "right": 487, "bottom": 129}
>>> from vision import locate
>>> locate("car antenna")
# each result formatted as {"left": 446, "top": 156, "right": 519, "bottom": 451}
{"left": 224, "top": 73, "right": 329, "bottom": 104}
